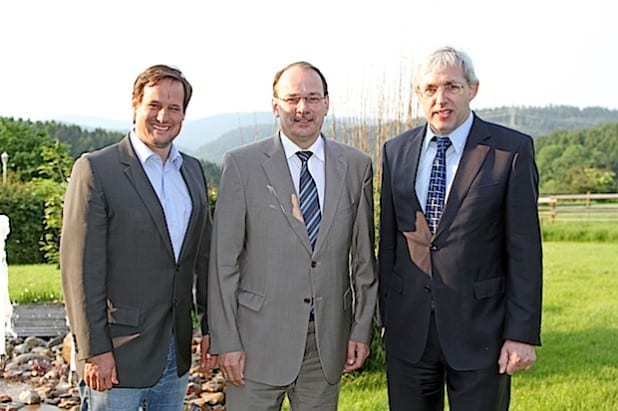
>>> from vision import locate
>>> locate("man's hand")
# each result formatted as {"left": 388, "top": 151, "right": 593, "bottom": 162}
{"left": 219, "top": 350, "right": 246, "bottom": 387}
{"left": 498, "top": 339, "right": 537, "bottom": 375}
{"left": 84, "top": 352, "right": 118, "bottom": 391}
{"left": 199, "top": 334, "right": 218, "bottom": 371}
{"left": 343, "top": 341, "right": 370, "bottom": 372}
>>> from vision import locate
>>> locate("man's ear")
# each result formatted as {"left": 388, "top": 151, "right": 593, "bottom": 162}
{"left": 272, "top": 99, "right": 281, "bottom": 118}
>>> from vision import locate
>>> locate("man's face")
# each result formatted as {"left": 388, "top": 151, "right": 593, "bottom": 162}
{"left": 132, "top": 78, "right": 185, "bottom": 156}
{"left": 272, "top": 66, "right": 329, "bottom": 149}
{"left": 416, "top": 64, "right": 478, "bottom": 136}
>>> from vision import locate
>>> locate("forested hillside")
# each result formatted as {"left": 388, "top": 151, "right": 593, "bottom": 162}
{"left": 0, "top": 117, "right": 221, "bottom": 185}
{"left": 1, "top": 104, "right": 617, "bottom": 193}
{"left": 535, "top": 122, "right": 618, "bottom": 194}
{"left": 196, "top": 105, "right": 618, "bottom": 169}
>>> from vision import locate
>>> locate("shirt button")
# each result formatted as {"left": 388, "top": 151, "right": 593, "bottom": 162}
{"left": 430, "top": 244, "right": 438, "bottom": 251}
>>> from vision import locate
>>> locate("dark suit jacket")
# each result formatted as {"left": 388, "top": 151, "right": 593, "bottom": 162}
{"left": 60, "top": 136, "right": 211, "bottom": 387}
{"left": 378, "top": 114, "right": 542, "bottom": 370}
{"left": 208, "top": 134, "right": 377, "bottom": 385}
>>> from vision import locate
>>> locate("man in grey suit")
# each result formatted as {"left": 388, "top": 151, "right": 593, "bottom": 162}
{"left": 379, "top": 47, "right": 542, "bottom": 410}
{"left": 61, "top": 65, "right": 215, "bottom": 410}
{"left": 208, "top": 61, "right": 377, "bottom": 410}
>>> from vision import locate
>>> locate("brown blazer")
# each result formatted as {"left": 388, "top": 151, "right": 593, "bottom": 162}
{"left": 60, "top": 136, "right": 211, "bottom": 387}
{"left": 379, "top": 114, "right": 542, "bottom": 370}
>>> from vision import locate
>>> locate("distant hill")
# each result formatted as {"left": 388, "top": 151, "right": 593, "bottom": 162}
{"left": 476, "top": 105, "right": 618, "bottom": 137}
{"left": 55, "top": 115, "right": 131, "bottom": 132}
{"left": 56, "top": 105, "right": 618, "bottom": 165}
{"left": 196, "top": 105, "right": 618, "bottom": 164}
{"left": 56, "top": 112, "right": 276, "bottom": 153}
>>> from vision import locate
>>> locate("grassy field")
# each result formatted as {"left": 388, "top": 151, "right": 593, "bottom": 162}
{"left": 7, "top": 263, "right": 62, "bottom": 304}
{"left": 7, "top": 241, "right": 618, "bottom": 410}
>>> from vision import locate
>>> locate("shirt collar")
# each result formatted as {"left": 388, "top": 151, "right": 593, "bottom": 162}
{"left": 130, "top": 129, "right": 183, "bottom": 168}
{"left": 279, "top": 132, "right": 325, "bottom": 163}
{"left": 422, "top": 111, "right": 474, "bottom": 155}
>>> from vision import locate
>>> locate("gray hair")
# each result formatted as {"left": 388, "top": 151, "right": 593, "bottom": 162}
{"left": 413, "top": 46, "right": 479, "bottom": 91}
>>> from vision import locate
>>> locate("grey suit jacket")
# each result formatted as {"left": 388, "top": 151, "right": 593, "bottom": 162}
{"left": 208, "top": 134, "right": 377, "bottom": 385}
{"left": 379, "top": 115, "right": 542, "bottom": 370}
{"left": 60, "top": 136, "right": 211, "bottom": 387}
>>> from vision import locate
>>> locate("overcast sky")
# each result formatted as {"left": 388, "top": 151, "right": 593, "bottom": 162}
{"left": 1, "top": 0, "right": 616, "bottom": 123}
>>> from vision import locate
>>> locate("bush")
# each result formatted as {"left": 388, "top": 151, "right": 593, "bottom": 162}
{"left": 0, "top": 182, "right": 46, "bottom": 264}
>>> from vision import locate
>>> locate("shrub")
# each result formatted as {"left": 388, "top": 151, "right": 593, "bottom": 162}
{"left": 0, "top": 182, "right": 46, "bottom": 264}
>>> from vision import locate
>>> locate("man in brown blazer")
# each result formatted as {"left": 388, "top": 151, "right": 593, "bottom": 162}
{"left": 208, "top": 61, "right": 378, "bottom": 410}
{"left": 379, "top": 47, "right": 543, "bottom": 410}
{"left": 61, "top": 65, "right": 215, "bottom": 410}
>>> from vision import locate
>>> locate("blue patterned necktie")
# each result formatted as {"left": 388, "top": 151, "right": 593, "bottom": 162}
{"left": 425, "top": 136, "right": 452, "bottom": 234}
{"left": 296, "top": 151, "right": 321, "bottom": 249}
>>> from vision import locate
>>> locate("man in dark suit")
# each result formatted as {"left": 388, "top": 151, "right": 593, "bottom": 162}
{"left": 208, "top": 61, "right": 377, "bottom": 410}
{"left": 378, "top": 47, "right": 542, "bottom": 410}
{"left": 61, "top": 64, "right": 215, "bottom": 410}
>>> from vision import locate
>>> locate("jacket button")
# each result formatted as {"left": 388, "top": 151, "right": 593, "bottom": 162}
{"left": 423, "top": 286, "right": 431, "bottom": 292}
{"left": 303, "top": 298, "right": 311, "bottom": 303}
{"left": 311, "top": 261, "right": 317, "bottom": 268}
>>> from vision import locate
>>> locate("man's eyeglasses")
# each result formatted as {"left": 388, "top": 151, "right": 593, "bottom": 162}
{"left": 274, "top": 95, "right": 327, "bottom": 106}
{"left": 419, "top": 83, "right": 465, "bottom": 98}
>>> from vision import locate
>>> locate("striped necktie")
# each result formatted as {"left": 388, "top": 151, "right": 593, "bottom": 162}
{"left": 296, "top": 151, "right": 321, "bottom": 249}
{"left": 425, "top": 136, "right": 451, "bottom": 234}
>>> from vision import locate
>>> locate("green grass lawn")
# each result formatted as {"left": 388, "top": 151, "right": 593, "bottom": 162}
{"left": 7, "top": 263, "right": 62, "bottom": 304}
{"left": 7, "top": 241, "right": 618, "bottom": 410}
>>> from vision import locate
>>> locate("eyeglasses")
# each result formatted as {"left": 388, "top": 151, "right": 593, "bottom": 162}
{"left": 274, "top": 95, "right": 326, "bottom": 106}
{"left": 419, "top": 83, "right": 465, "bottom": 98}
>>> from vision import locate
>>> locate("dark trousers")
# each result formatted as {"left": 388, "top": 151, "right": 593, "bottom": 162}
{"left": 386, "top": 314, "right": 511, "bottom": 411}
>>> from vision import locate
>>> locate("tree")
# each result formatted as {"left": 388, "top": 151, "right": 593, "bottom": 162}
{"left": 0, "top": 118, "right": 73, "bottom": 182}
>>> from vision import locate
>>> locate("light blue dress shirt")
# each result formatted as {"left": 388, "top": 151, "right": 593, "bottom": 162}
{"left": 129, "top": 132, "right": 191, "bottom": 262}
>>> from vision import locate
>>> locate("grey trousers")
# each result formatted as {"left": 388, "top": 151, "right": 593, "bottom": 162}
{"left": 226, "top": 321, "right": 340, "bottom": 411}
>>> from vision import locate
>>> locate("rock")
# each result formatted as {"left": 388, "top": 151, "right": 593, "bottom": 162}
{"left": 24, "top": 336, "right": 44, "bottom": 348}
{"left": 12, "top": 343, "right": 29, "bottom": 355}
{"left": 47, "top": 335, "right": 65, "bottom": 349}
{"left": 18, "top": 389, "right": 41, "bottom": 404}
{"left": 3, "top": 332, "right": 227, "bottom": 410}
{"left": 61, "top": 334, "right": 72, "bottom": 365}
{"left": 14, "top": 352, "right": 50, "bottom": 365}
{"left": 202, "top": 392, "right": 225, "bottom": 405}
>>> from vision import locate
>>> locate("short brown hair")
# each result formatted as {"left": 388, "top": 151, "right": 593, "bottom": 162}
{"left": 132, "top": 65, "right": 193, "bottom": 113}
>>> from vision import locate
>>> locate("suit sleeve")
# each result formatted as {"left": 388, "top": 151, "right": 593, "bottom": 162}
{"left": 208, "top": 152, "right": 246, "bottom": 354}
{"left": 504, "top": 136, "right": 543, "bottom": 345}
{"left": 194, "top": 162, "right": 213, "bottom": 336}
{"left": 60, "top": 156, "right": 112, "bottom": 360}
{"left": 377, "top": 143, "right": 396, "bottom": 326}
{"left": 348, "top": 157, "right": 378, "bottom": 344}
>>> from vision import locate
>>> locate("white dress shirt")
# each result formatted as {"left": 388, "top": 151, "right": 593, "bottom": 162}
{"left": 415, "top": 111, "right": 474, "bottom": 211}
{"left": 280, "top": 132, "right": 325, "bottom": 211}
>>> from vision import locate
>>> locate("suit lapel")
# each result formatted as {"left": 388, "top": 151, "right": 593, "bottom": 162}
{"left": 405, "top": 127, "right": 426, "bottom": 213}
{"left": 313, "top": 139, "right": 347, "bottom": 255}
{"left": 118, "top": 136, "right": 175, "bottom": 260}
{"left": 403, "top": 127, "right": 433, "bottom": 250}
{"left": 436, "top": 117, "right": 491, "bottom": 238}
{"left": 179, "top": 158, "right": 202, "bottom": 261}
{"left": 261, "top": 135, "right": 313, "bottom": 253}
